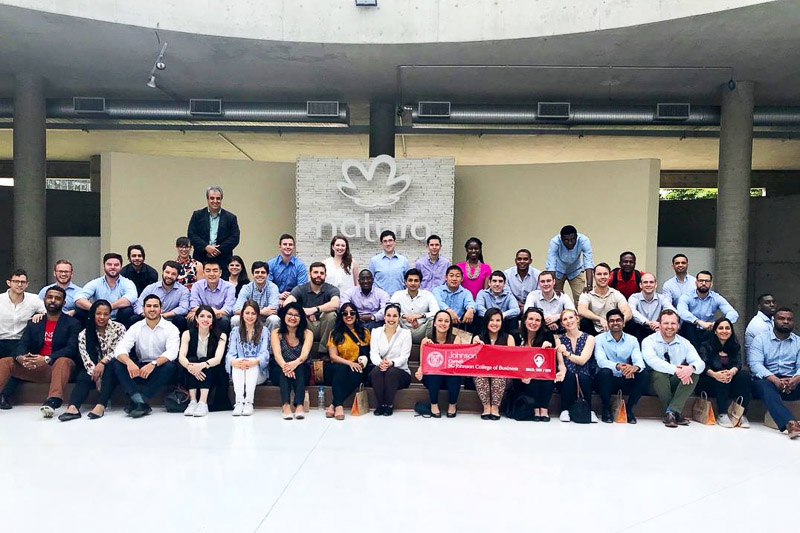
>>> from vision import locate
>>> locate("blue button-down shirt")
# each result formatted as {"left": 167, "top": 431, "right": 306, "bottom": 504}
{"left": 208, "top": 210, "right": 220, "bottom": 245}
{"left": 368, "top": 253, "right": 409, "bottom": 295}
{"left": 134, "top": 281, "right": 190, "bottom": 316}
{"left": 76, "top": 276, "right": 138, "bottom": 319}
{"left": 745, "top": 311, "right": 773, "bottom": 354}
{"left": 677, "top": 290, "right": 739, "bottom": 327}
{"left": 415, "top": 255, "right": 451, "bottom": 292}
{"left": 545, "top": 233, "right": 594, "bottom": 280}
{"left": 641, "top": 332, "right": 705, "bottom": 375}
{"left": 748, "top": 329, "right": 800, "bottom": 379}
{"left": 190, "top": 279, "right": 236, "bottom": 316}
{"left": 503, "top": 266, "right": 540, "bottom": 304}
{"left": 235, "top": 280, "right": 280, "bottom": 312}
{"left": 38, "top": 282, "right": 82, "bottom": 312}
{"left": 661, "top": 275, "right": 696, "bottom": 307}
{"left": 475, "top": 287, "right": 520, "bottom": 319}
{"left": 432, "top": 284, "right": 475, "bottom": 317}
{"left": 340, "top": 286, "right": 390, "bottom": 321}
{"left": 594, "top": 331, "right": 645, "bottom": 377}
{"left": 267, "top": 255, "right": 308, "bottom": 293}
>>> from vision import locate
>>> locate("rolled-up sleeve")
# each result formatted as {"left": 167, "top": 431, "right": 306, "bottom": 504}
{"left": 747, "top": 334, "right": 772, "bottom": 379}
{"left": 579, "top": 235, "right": 594, "bottom": 270}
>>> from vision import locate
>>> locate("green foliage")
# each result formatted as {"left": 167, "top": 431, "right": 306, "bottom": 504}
{"left": 659, "top": 188, "right": 765, "bottom": 200}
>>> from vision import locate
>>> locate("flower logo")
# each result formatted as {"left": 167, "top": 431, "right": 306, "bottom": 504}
{"left": 533, "top": 354, "right": 545, "bottom": 368}
{"left": 426, "top": 351, "right": 445, "bottom": 369}
{"left": 338, "top": 155, "right": 412, "bottom": 209}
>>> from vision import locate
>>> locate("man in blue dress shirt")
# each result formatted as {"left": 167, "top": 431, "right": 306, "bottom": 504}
{"left": 74, "top": 253, "right": 138, "bottom": 324}
{"left": 677, "top": 270, "right": 739, "bottom": 348}
{"left": 368, "top": 230, "right": 409, "bottom": 295}
{"left": 545, "top": 225, "right": 594, "bottom": 308}
{"left": 267, "top": 234, "right": 308, "bottom": 304}
{"left": 433, "top": 265, "right": 476, "bottom": 331}
{"left": 38, "top": 259, "right": 82, "bottom": 316}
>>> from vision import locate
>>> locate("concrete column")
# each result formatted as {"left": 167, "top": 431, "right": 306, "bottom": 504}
{"left": 369, "top": 101, "right": 395, "bottom": 157}
{"left": 13, "top": 73, "right": 47, "bottom": 287}
{"left": 715, "top": 80, "right": 754, "bottom": 327}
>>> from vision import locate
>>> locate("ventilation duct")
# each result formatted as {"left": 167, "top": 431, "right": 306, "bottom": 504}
{"left": 537, "top": 102, "right": 570, "bottom": 119}
{"left": 656, "top": 103, "right": 691, "bottom": 121}
{"left": 73, "top": 97, "right": 106, "bottom": 114}
{"left": 418, "top": 101, "right": 451, "bottom": 118}
{"left": 306, "top": 101, "right": 340, "bottom": 117}
{"left": 189, "top": 99, "right": 223, "bottom": 116}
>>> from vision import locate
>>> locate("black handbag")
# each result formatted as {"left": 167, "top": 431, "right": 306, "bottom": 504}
{"left": 164, "top": 386, "right": 190, "bottom": 413}
{"left": 568, "top": 375, "right": 592, "bottom": 424}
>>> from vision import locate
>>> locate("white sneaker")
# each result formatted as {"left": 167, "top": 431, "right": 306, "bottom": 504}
{"left": 739, "top": 415, "right": 750, "bottom": 429}
{"left": 184, "top": 400, "right": 198, "bottom": 417}
{"left": 193, "top": 402, "right": 209, "bottom": 417}
{"left": 718, "top": 414, "right": 734, "bottom": 428}
{"left": 232, "top": 402, "right": 243, "bottom": 416}
{"left": 242, "top": 403, "right": 254, "bottom": 416}
{"left": 590, "top": 411, "right": 599, "bottom": 423}
{"left": 559, "top": 410, "right": 571, "bottom": 422}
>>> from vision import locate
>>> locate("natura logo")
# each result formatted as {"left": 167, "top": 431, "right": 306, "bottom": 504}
{"left": 338, "top": 155, "right": 412, "bottom": 209}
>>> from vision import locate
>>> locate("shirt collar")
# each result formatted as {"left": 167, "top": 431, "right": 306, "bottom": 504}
{"left": 208, "top": 208, "right": 221, "bottom": 218}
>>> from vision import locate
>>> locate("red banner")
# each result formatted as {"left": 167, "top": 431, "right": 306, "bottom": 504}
{"left": 421, "top": 344, "right": 556, "bottom": 380}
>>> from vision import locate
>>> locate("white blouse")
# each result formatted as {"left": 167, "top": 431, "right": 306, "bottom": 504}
{"left": 369, "top": 326, "right": 412, "bottom": 374}
{"left": 323, "top": 257, "right": 356, "bottom": 293}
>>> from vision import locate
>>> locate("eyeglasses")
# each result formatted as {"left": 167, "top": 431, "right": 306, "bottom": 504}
{"left": 285, "top": 312, "right": 301, "bottom": 319}
{"left": 9, "top": 279, "right": 28, "bottom": 285}
{"left": 342, "top": 311, "right": 357, "bottom": 317}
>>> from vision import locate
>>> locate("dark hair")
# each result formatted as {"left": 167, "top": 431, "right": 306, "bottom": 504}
{"left": 43, "top": 285, "right": 67, "bottom": 300}
{"left": 712, "top": 318, "right": 739, "bottom": 347}
{"left": 445, "top": 265, "right": 462, "bottom": 276}
{"left": 464, "top": 237, "right": 484, "bottom": 262}
{"left": 594, "top": 262, "right": 611, "bottom": 274}
{"left": 619, "top": 251, "right": 636, "bottom": 261}
{"left": 251, "top": 261, "right": 269, "bottom": 274}
{"left": 516, "top": 249, "right": 532, "bottom": 259}
{"left": 756, "top": 293, "right": 774, "bottom": 304}
{"left": 384, "top": 303, "right": 402, "bottom": 315}
{"left": 176, "top": 236, "right": 191, "bottom": 248}
{"left": 84, "top": 299, "right": 113, "bottom": 364}
{"left": 142, "top": 294, "right": 162, "bottom": 307}
{"left": 331, "top": 302, "right": 368, "bottom": 345}
{"left": 697, "top": 270, "right": 713, "bottom": 280}
{"left": 520, "top": 307, "right": 547, "bottom": 347}
{"left": 379, "top": 230, "right": 396, "bottom": 241}
{"left": 127, "top": 244, "right": 145, "bottom": 260}
{"left": 162, "top": 260, "right": 181, "bottom": 273}
{"left": 560, "top": 225, "right": 577, "bottom": 237}
{"left": 671, "top": 253, "right": 688, "bottom": 263}
{"left": 404, "top": 268, "right": 423, "bottom": 281}
{"left": 103, "top": 253, "right": 123, "bottom": 264}
{"left": 279, "top": 302, "right": 309, "bottom": 336}
{"left": 478, "top": 308, "right": 509, "bottom": 345}
{"left": 309, "top": 261, "right": 326, "bottom": 272}
{"left": 775, "top": 307, "right": 794, "bottom": 316}
{"left": 427, "top": 310, "right": 454, "bottom": 343}
{"left": 490, "top": 270, "right": 506, "bottom": 281}
{"left": 193, "top": 304, "right": 221, "bottom": 341}
{"left": 358, "top": 269, "right": 372, "bottom": 278}
{"left": 330, "top": 235, "right": 353, "bottom": 275}
{"left": 426, "top": 235, "right": 441, "bottom": 245}
{"left": 659, "top": 309, "right": 679, "bottom": 321}
{"left": 8, "top": 268, "right": 27, "bottom": 281}
{"left": 204, "top": 260, "right": 221, "bottom": 270}
{"left": 238, "top": 300, "right": 264, "bottom": 345}
{"left": 278, "top": 233, "right": 295, "bottom": 244}
{"left": 228, "top": 255, "right": 250, "bottom": 284}
{"left": 606, "top": 309, "right": 625, "bottom": 321}
{"left": 539, "top": 270, "right": 556, "bottom": 280}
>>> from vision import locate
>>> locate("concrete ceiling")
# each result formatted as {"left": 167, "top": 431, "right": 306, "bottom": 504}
{"left": 1, "top": 2, "right": 800, "bottom": 105}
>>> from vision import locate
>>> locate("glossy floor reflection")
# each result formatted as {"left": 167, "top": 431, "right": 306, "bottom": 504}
{"left": 2, "top": 406, "right": 798, "bottom": 533}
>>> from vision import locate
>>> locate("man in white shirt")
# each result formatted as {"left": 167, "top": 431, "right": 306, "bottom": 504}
{"left": 661, "top": 253, "right": 696, "bottom": 307}
{"left": 390, "top": 269, "right": 439, "bottom": 343}
{"left": 745, "top": 293, "right": 776, "bottom": 354}
{"left": 524, "top": 271, "right": 575, "bottom": 332}
{"left": 626, "top": 272, "right": 675, "bottom": 342}
{"left": 112, "top": 295, "right": 180, "bottom": 418}
{"left": 0, "top": 269, "right": 46, "bottom": 358}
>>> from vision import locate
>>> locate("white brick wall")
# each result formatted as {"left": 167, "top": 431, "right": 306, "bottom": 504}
{"left": 296, "top": 156, "right": 455, "bottom": 268}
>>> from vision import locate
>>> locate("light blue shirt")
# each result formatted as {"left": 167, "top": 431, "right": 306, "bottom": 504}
{"left": 641, "top": 332, "right": 705, "bottom": 375}
{"left": 225, "top": 326, "right": 270, "bottom": 375}
{"left": 76, "top": 276, "right": 138, "bottom": 319}
{"left": 748, "top": 329, "right": 800, "bottom": 379}
{"left": 208, "top": 210, "right": 220, "bottom": 245}
{"left": 134, "top": 282, "right": 190, "bottom": 316}
{"left": 190, "top": 279, "right": 236, "bottom": 316}
{"left": 267, "top": 255, "right": 308, "bottom": 293}
{"left": 745, "top": 311, "right": 773, "bottom": 354}
{"left": 432, "top": 284, "right": 475, "bottom": 317}
{"left": 38, "top": 282, "right": 82, "bottom": 312}
{"left": 235, "top": 280, "right": 280, "bottom": 312}
{"left": 677, "top": 290, "right": 739, "bottom": 327}
{"left": 368, "top": 253, "right": 409, "bottom": 295}
{"left": 503, "top": 266, "right": 540, "bottom": 304}
{"left": 475, "top": 287, "right": 520, "bottom": 319}
{"left": 545, "top": 233, "right": 594, "bottom": 280}
{"left": 594, "top": 331, "right": 645, "bottom": 377}
{"left": 661, "top": 275, "right": 696, "bottom": 307}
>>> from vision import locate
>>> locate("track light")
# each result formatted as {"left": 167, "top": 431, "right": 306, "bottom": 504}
{"left": 146, "top": 75, "right": 157, "bottom": 89}
{"left": 146, "top": 42, "right": 168, "bottom": 89}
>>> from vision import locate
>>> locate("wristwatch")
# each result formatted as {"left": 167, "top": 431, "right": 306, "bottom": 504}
{"left": 44, "top": 356, "right": 52, "bottom": 365}
{"left": 150, "top": 361, "right": 158, "bottom": 368}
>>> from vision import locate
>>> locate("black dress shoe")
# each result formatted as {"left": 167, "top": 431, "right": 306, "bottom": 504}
{"left": 532, "top": 415, "right": 542, "bottom": 422}
{"left": 87, "top": 411, "right": 104, "bottom": 420}
{"left": 384, "top": 406, "right": 394, "bottom": 416}
{"left": 480, "top": 413, "right": 491, "bottom": 420}
{"left": 373, "top": 405, "right": 385, "bottom": 416}
{"left": 431, "top": 411, "right": 442, "bottom": 419}
{"left": 0, "top": 394, "right": 12, "bottom": 410}
{"left": 58, "top": 411, "right": 81, "bottom": 422}
{"left": 541, "top": 414, "right": 551, "bottom": 422}
{"left": 601, "top": 409, "right": 613, "bottom": 423}
{"left": 446, "top": 409, "right": 457, "bottom": 418}
{"left": 129, "top": 402, "right": 152, "bottom": 419}
{"left": 490, "top": 414, "right": 501, "bottom": 421}
{"left": 627, "top": 412, "right": 637, "bottom": 424}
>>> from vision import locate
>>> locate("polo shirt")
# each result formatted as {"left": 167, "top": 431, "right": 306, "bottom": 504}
{"left": 578, "top": 287, "right": 627, "bottom": 333}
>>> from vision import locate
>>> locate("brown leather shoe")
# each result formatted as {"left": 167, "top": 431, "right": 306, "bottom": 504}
{"left": 662, "top": 412, "right": 678, "bottom": 428}
{"left": 676, "top": 413, "right": 691, "bottom": 426}
{"left": 787, "top": 420, "right": 800, "bottom": 439}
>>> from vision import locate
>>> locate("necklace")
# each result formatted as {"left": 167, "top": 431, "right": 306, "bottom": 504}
{"left": 465, "top": 262, "right": 482, "bottom": 280}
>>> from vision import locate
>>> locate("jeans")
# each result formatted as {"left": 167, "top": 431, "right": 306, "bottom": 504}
{"left": 112, "top": 359, "right": 177, "bottom": 400}
{"left": 422, "top": 375, "right": 462, "bottom": 405}
{"left": 696, "top": 369, "right": 752, "bottom": 414}
{"left": 752, "top": 377, "right": 800, "bottom": 431}
{"left": 279, "top": 363, "right": 310, "bottom": 406}
{"left": 330, "top": 362, "right": 367, "bottom": 407}
{"left": 595, "top": 367, "right": 649, "bottom": 412}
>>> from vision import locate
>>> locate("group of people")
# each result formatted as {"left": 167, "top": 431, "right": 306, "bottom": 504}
{"left": 1, "top": 187, "right": 798, "bottom": 439}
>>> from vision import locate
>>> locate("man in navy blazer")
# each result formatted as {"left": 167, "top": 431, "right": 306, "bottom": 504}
{"left": 0, "top": 286, "right": 81, "bottom": 417}
{"left": 187, "top": 186, "right": 241, "bottom": 277}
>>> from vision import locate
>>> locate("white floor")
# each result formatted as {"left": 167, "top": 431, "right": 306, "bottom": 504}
{"left": 2, "top": 406, "right": 798, "bottom": 533}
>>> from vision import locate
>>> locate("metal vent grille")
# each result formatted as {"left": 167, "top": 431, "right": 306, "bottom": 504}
{"left": 656, "top": 103, "right": 691, "bottom": 120}
{"left": 306, "top": 101, "right": 340, "bottom": 117}
{"left": 537, "top": 102, "right": 571, "bottom": 119}
{"left": 189, "top": 99, "right": 223, "bottom": 115}
{"left": 73, "top": 97, "right": 106, "bottom": 114}
{"left": 418, "top": 102, "right": 451, "bottom": 118}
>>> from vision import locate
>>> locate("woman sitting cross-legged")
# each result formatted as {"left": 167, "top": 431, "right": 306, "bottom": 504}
{"left": 369, "top": 303, "right": 412, "bottom": 416}
{"left": 555, "top": 309, "right": 596, "bottom": 423}
{"left": 271, "top": 302, "right": 314, "bottom": 420}
{"left": 226, "top": 299, "right": 270, "bottom": 416}
{"left": 471, "top": 307, "right": 516, "bottom": 420}
{"left": 325, "top": 302, "right": 372, "bottom": 420}
{"left": 58, "top": 299, "right": 126, "bottom": 421}
{"left": 415, "top": 309, "right": 465, "bottom": 418}
{"left": 178, "top": 305, "right": 227, "bottom": 417}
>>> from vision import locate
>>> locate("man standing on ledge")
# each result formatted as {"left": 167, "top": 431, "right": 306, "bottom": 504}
{"left": 187, "top": 186, "right": 240, "bottom": 277}
{"left": 369, "top": 230, "right": 409, "bottom": 295}
{"left": 120, "top": 245, "right": 158, "bottom": 296}
{"left": 545, "top": 225, "right": 594, "bottom": 308}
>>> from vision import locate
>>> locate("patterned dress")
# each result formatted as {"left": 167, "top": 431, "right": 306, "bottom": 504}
{"left": 177, "top": 258, "right": 201, "bottom": 289}
{"left": 78, "top": 321, "right": 126, "bottom": 375}
{"left": 558, "top": 332, "right": 596, "bottom": 377}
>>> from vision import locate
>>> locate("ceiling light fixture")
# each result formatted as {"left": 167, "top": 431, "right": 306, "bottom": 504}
{"left": 146, "top": 42, "right": 168, "bottom": 89}
{"left": 355, "top": 0, "right": 377, "bottom": 6}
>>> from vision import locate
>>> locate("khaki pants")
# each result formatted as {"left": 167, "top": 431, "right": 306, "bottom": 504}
{"left": 0, "top": 357, "right": 75, "bottom": 400}
{"left": 555, "top": 271, "right": 586, "bottom": 309}
{"left": 308, "top": 311, "right": 336, "bottom": 353}
{"left": 650, "top": 371, "right": 699, "bottom": 415}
